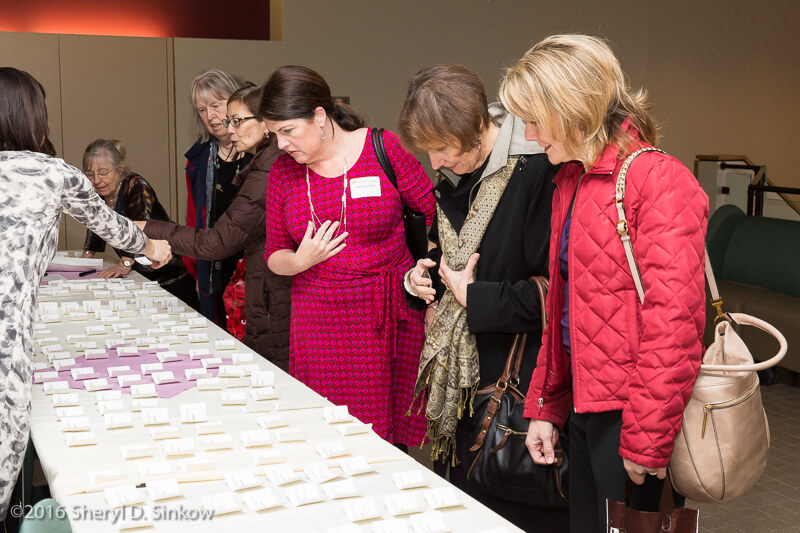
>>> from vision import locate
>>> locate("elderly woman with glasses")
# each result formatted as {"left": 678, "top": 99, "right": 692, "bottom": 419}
{"left": 141, "top": 83, "right": 292, "bottom": 370}
{"left": 82, "top": 139, "right": 199, "bottom": 310}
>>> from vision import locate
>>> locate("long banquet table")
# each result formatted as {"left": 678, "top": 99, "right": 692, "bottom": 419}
{"left": 28, "top": 271, "right": 522, "bottom": 532}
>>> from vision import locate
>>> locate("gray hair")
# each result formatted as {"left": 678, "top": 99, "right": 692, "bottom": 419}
{"left": 190, "top": 69, "right": 244, "bottom": 142}
{"left": 83, "top": 138, "right": 132, "bottom": 177}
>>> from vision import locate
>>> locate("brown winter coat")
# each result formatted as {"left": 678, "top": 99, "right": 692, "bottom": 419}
{"left": 145, "top": 143, "right": 292, "bottom": 370}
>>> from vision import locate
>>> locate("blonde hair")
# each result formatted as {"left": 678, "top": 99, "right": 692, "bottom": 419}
{"left": 83, "top": 138, "right": 130, "bottom": 176}
{"left": 190, "top": 69, "right": 244, "bottom": 142}
{"left": 499, "top": 34, "right": 658, "bottom": 167}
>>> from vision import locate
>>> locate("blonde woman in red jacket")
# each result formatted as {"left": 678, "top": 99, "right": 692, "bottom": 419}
{"left": 500, "top": 35, "right": 709, "bottom": 533}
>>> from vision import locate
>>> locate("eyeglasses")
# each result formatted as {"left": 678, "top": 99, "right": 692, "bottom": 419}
{"left": 85, "top": 168, "right": 116, "bottom": 179}
{"left": 222, "top": 116, "right": 258, "bottom": 128}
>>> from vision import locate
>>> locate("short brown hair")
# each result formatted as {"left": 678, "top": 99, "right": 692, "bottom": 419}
{"left": 397, "top": 65, "right": 490, "bottom": 154}
{"left": 0, "top": 67, "right": 53, "bottom": 154}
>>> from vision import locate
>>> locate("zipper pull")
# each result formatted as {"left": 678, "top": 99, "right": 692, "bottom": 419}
{"left": 538, "top": 398, "right": 544, "bottom": 408}
{"left": 701, "top": 405, "right": 711, "bottom": 438}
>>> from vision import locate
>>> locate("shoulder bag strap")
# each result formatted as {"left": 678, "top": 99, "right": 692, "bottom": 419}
{"left": 371, "top": 127, "right": 399, "bottom": 190}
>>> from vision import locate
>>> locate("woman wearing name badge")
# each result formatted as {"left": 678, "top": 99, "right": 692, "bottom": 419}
{"left": 262, "top": 65, "right": 436, "bottom": 448}
{"left": 499, "top": 35, "right": 707, "bottom": 532}
{"left": 141, "top": 83, "right": 292, "bottom": 371}
{"left": 81, "top": 138, "right": 200, "bottom": 311}
{"left": 397, "top": 65, "right": 563, "bottom": 531}
{"left": 0, "top": 67, "right": 171, "bottom": 523}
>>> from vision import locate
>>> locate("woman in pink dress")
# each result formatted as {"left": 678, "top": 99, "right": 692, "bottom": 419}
{"left": 262, "top": 66, "right": 435, "bottom": 447}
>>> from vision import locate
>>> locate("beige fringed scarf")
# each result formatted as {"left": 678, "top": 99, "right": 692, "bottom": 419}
{"left": 413, "top": 156, "right": 518, "bottom": 464}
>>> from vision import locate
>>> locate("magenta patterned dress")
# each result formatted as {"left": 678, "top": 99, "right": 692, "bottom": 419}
{"left": 265, "top": 129, "right": 435, "bottom": 445}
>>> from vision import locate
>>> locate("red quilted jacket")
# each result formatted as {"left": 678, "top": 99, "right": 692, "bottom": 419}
{"left": 523, "top": 130, "right": 709, "bottom": 468}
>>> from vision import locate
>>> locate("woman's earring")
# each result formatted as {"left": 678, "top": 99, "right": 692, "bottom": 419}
{"left": 320, "top": 125, "right": 327, "bottom": 140}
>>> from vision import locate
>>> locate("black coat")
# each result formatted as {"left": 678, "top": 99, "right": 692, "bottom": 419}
{"left": 408, "top": 153, "right": 556, "bottom": 392}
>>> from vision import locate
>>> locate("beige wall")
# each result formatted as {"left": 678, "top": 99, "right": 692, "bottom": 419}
{"left": 2, "top": 0, "right": 798, "bottom": 242}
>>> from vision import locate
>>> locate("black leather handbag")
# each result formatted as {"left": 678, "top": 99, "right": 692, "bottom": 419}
{"left": 371, "top": 128, "right": 428, "bottom": 261}
{"left": 463, "top": 277, "right": 569, "bottom": 507}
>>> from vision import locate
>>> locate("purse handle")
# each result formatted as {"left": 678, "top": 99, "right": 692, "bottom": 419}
{"left": 615, "top": 149, "right": 787, "bottom": 372}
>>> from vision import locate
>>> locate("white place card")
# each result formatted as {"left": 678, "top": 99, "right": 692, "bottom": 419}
{"left": 61, "top": 301, "right": 80, "bottom": 312}
{"left": 316, "top": 441, "right": 353, "bottom": 459}
{"left": 185, "top": 368, "right": 211, "bottom": 381}
{"left": 38, "top": 302, "right": 58, "bottom": 314}
{"left": 116, "top": 346, "right": 140, "bottom": 357}
{"left": 220, "top": 391, "right": 247, "bottom": 405}
{"left": 385, "top": 493, "right": 423, "bottom": 516}
{"left": 252, "top": 449, "right": 287, "bottom": 466}
{"left": 410, "top": 512, "right": 449, "bottom": 533}
{"left": 52, "top": 393, "right": 80, "bottom": 407}
{"left": 131, "top": 383, "right": 157, "bottom": 399}
{"left": 95, "top": 390, "right": 122, "bottom": 402}
{"left": 202, "top": 433, "right": 233, "bottom": 451}
{"left": 214, "top": 339, "right": 236, "bottom": 350}
{"left": 150, "top": 426, "right": 180, "bottom": 440}
{"left": 202, "top": 492, "right": 241, "bottom": 516}
{"left": 342, "top": 497, "right": 382, "bottom": 522}
{"left": 40, "top": 344, "right": 64, "bottom": 355}
{"left": 141, "top": 407, "right": 170, "bottom": 426}
{"left": 99, "top": 316, "right": 120, "bottom": 325}
{"left": 338, "top": 456, "right": 376, "bottom": 477}
{"left": 323, "top": 405, "right": 353, "bottom": 424}
{"left": 68, "top": 366, "right": 94, "bottom": 381}
{"left": 264, "top": 465, "right": 300, "bottom": 486}
{"left": 200, "top": 357, "right": 222, "bottom": 369}
{"left": 40, "top": 313, "right": 60, "bottom": 323}
{"left": 146, "top": 328, "right": 166, "bottom": 337}
{"left": 34, "top": 371, "right": 59, "bottom": 384}
{"left": 88, "top": 468, "right": 123, "bottom": 484}
{"left": 73, "top": 341, "right": 96, "bottom": 350}
{"left": 251, "top": 371, "right": 275, "bottom": 388}
{"left": 150, "top": 313, "right": 169, "bottom": 322}
{"left": 392, "top": 470, "right": 428, "bottom": 490}
{"left": 60, "top": 416, "right": 90, "bottom": 432}
{"left": 225, "top": 470, "right": 260, "bottom": 491}
{"left": 140, "top": 363, "right": 163, "bottom": 376}
{"left": 55, "top": 406, "right": 84, "bottom": 419}
{"left": 250, "top": 387, "right": 279, "bottom": 401}
{"left": 53, "top": 359, "right": 77, "bottom": 371}
{"left": 32, "top": 362, "right": 50, "bottom": 371}
{"left": 321, "top": 479, "right": 359, "bottom": 500}
{"left": 138, "top": 461, "right": 172, "bottom": 477}
{"left": 195, "top": 421, "right": 224, "bottom": 435}
{"left": 43, "top": 381, "right": 69, "bottom": 394}
{"left": 224, "top": 377, "right": 251, "bottom": 389}
{"left": 196, "top": 377, "right": 222, "bottom": 391}
{"left": 423, "top": 488, "right": 461, "bottom": 510}
{"left": 104, "top": 339, "right": 125, "bottom": 350}
{"left": 163, "top": 438, "right": 195, "bottom": 457}
{"left": 275, "top": 428, "right": 307, "bottom": 443}
{"left": 65, "top": 432, "right": 97, "bottom": 447}
{"left": 188, "top": 333, "right": 208, "bottom": 344}
{"left": 242, "top": 487, "right": 282, "bottom": 512}
{"left": 68, "top": 311, "right": 90, "bottom": 321}
{"left": 231, "top": 352, "right": 254, "bottom": 365}
{"left": 218, "top": 365, "right": 244, "bottom": 378}
{"left": 242, "top": 401, "right": 273, "bottom": 414}
{"left": 85, "top": 325, "right": 106, "bottom": 336}
{"left": 117, "top": 374, "right": 143, "bottom": 388}
{"left": 104, "top": 484, "right": 143, "bottom": 508}
{"left": 107, "top": 365, "right": 132, "bottom": 378}
{"left": 178, "top": 455, "right": 216, "bottom": 472}
{"left": 135, "top": 336, "right": 158, "bottom": 347}
{"left": 120, "top": 328, "right": 142, "bottom": 340}
{"left": 180, "top": 311, "right": 199, "bottom": 320}
{"left": 239, "top": 364, "right": 261, "bottom": 377}
{"left": 240, "top": 429, "right": 271, "bottom": 448}
{"left": 338, "top": 423, "right": 374, "bottom": 437}
{"left": 110, "top": 322, "right": 132, "bottom": 333}
{"left": 120, "top": 443, "right": 154, "bottom": 459}
{"left": 188, "top": 349, "right": 212, "bottom": 360}
{"left": 179, "top": 403, "right": 208, "bottom": 423}
{"left": 131, "top": 398, "right": 159, "bottom": 411}
{"left": 109, "top": 300, "right": 128, "bottom": 311}
{"left": 146, "top": 478, "right": 181, "bottom": 501}
{"left": 97, "top": 399, "right": 125, "bottom": 415}
{"left": 158, "top": 335, "right": 180, "bottom": 345}
{"left": 305, "top": 463, "right": 340, "bottom": 484}
{"left": 156, "top": 351, "right": 180, "bottom": 363}
{"left": 49, "top": 351, "right": 72, "bottom": 361}
{"left": 152, "top": 371, "right": 178, "bottom": 385}
{"left": 286, "top": 483, "right": 326, "bottom": 507}
{"left": 187, "top": 317, "right": 205, "bottom": 327}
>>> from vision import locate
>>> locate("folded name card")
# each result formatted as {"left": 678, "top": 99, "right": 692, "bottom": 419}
{"left": 85, "top": 325, "right": 106, "bottom": 335}
{"left": 275, "top": 428, "right": 307, "bottom": 443}
{"left": 43, "top": 381, "right": 69, "bottom": 394}
{"left": 73, "top": 341, "right": 96, "bottom": 350}
{"left": 258, "top": 414, "right": 288, "bottom": 429}
{"left": 38, "top": 302, "right": 58, "bottom": 314}
{"left": 138, "top": 461, "right": 172, "bottom": 477}
{"left": 96, "top": 399, "right": 125, "bottom": 415}
{"left": 117, "top": 374, "right": 143, "bottom": 388}
{"left": 60, "top": 416, "right": 90, "bottom": 432}
{"left": 392, "top": 470, "right": 428, "bottom": 491}
{"left": 99, "top": 316, "right": 120, "bottom": 325}
{"left": 196, "top": 377, "right": 222, "bottom": 391}
{"left": 40, "top": 344, "right": 63, "bottom": 355}
{"left": 200, "top": 357, "right": 222, "bottom": 369}
{"left": 53, "top": 359, "right": 77, "bottom": 371}
{"left": 158, "top": 335, "right": 180, "bottom": 345}
{"left": 305, "top": 463, "right": 340, "bottom": 484}
{"left": 242, "top": 488, "right": 282, "bottom": 512}
{"left": 116, "top": 346, "right": 140, "bottom": 357}
{"left": 65, "top": 432, "right": 97, "bottom": 447}
{"left": 32, "top": 362, "right": 49, "bottom": 371}
{"left": 107, "top": 365, "right": 131, "bottom": 378}
{"left": 240, "top": 429, "right": 271, "bottom": 448}
{"left": 251, "top": 371, "right": 275, "bottom": 388}
{"left": 180, "top": 403, "right": 208, "bottom": 423}
{"left": 214, "top": 339, "right": 235, "bottom": 350}
{"left": 150, "top": 426, "right": 180, "bottom": 440}
{"left": 286, "top": 483, "right": 326, "bottom": 507}
{"left": 40, "top": 313, "right": 60, "bottom": 323}
{"left": 242, "top": 401, "right": 274, "bottom": 414}
{"left": 224, "top": 377, "right": 251, "bottom": 389}
{"left": 264, "top": 464, "right": 301, "bottom": 486}
{"left": 36, "top": 337, "right": 59, "bottom": 346}
{"left": 338, "top": 423, "right": 373, "bottom": 437}
{"left": 220, "top": 391, "right": 247, "bottom": 406}
{"left": 321, "top": 479, "right": 359, "bottom": 500}
{"left": 252, "top": 449, "right": 287, "bottom": 466}
{"left": 131, "top": 398, "right": 159, "bottom": 411}
{"left": 323, "top": 405, "right": 353, "bottom": 424}
{"left": 55, "top": 406, "right": 84, "bottom": 419}
{"left": 109, "top": 300, "right": 128, "bottom": 311}
{"left": 131, "top": 383, "right": 157, "bottom": 399}
{"left": 88, "top": 468, "right": 123, "bottom": 484}
{"left": 185, "top": 368, "right": 211, "bottom": 381}
{"left": 231, "top": 352, "right": 254, "bottom": 365}
{"left": 423, "top": 488, "right": 461, "bottom": 510}
{"left": 178, "top": 455, "right": 216, "bottom": 472}
{"left": 83, "top": 378, "right": 111, "bottom": 392}
{"left": 82, "top": 300, "right": 102, "bottom": 313}
{"left": 163, "top": 438, "right": 195, "bottom": 457}
{"left": 151, "top": 371, "right": 178, "bottom": 385}
{"left": 141, "top": 407, "right": 169, "bottom": 426}
{"left": 195, "top": 421, "right": 224, "bottom": 435}
{"left": 179, "top": 311, "right": 199, "bottom": 319}
{"left": 105, "top": 412, "right": 134, "bottom": 430}
{"left": 202, "top": 433, "right": 233, "bottom": 451}
{"left": 104, "top": 484, "right": 143, "bottom": 508}
{"left": 342, "top": 497, "right": 382, "bottom": 522}
{"left": 49, "top": 351, "right": 72, "bottom": 361}
{"left": 384, "top": 493, "right": 422, "bottom": 516}
{"left": 316, "top": 441, "right": 353, "bottom": 459}
{"left": 95, "top": 389, "right": 122, "bottom": 402}
{"left": 409, "top": 511, "right": 449, "bottom": 533}
{"left": 171, "top": 325, "right": 191, "bottom": 335}
{"left": 188, "top": 333, "right": 208, "bottom": 344}
{"left": 68, "top": 311, "right": 90, "bottom": 321}
{"left": 52, "top": 393, "right": 80, "bottom": 407}
{"left": 201, "top": 492, "right": 241, "bottom": 516}
{"left": 34, "top": 371, "right": 59, "bottom": 384}
{"left": 110, "top": 322, "right": 133, "bottom": 333}
{"left": 150, "top": 313, "right": 169, "bottom": 322}
{"left": 218, "top": 365, "right": 244, "bottom": 378}
{"left": 338, "top": 456, "right": 376, "bottom": 477}
{"left": 119, "top": 329, "right": 142, "bottom": 340}
{"left": 146, "top": 328, "right": 167, "bottom": 337}
{"left": 188, "top": 349, "right": 212, "bottom": 360}
{"left": 250, "top": 387, "right": 279, "bottom": 402}
{"left": 146, "top": 478, "right": 181, "bottom": 501}
{"left": 225, "top": 470, "right": 260, "bottom": 491}
{"left": 156, "top": 351, "right": 180, "bottom": 363}
{"left": 104, "top": 339, "right": 125, "bottom": 350}
{"left": 187, "top": 317, "right": 205, "bottom": 327}
{"left": 61, "top": 301, "right": 80, "bottom": 312}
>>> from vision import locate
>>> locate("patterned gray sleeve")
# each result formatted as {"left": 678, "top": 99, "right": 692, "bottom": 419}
{"left": 58, "top": 162, "right": 148, "bottom": 254}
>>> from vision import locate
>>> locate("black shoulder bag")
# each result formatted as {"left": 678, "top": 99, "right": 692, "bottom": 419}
{"left": 371, "top": 128, "right": 428, "bottom": 261}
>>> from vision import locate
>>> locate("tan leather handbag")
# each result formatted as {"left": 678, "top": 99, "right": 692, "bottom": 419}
{"left": 615, "top": 148, "right": 788, "bottom": 503}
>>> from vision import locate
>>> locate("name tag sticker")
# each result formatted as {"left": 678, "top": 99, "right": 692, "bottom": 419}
{"left": 350, "top": 176, "right": 381, "bottom": 199}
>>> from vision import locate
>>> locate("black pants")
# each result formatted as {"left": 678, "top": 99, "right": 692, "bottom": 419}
{"left": 569, "top": 410, "right": 664, "bottom": 533}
